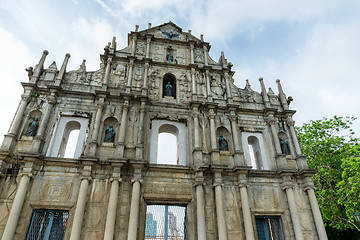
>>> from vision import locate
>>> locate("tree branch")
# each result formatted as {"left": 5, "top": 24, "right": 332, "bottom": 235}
{"left": 335, "top": 214, "right": 360, "bottom": 231}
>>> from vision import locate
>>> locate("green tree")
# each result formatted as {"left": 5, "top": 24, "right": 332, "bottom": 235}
{"left": 296, "top": 116, "right": 360, "bottom": 238}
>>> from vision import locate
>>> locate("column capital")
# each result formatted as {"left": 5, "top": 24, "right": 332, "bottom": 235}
{"left": 281, "top": 181, "right": 294, "bottom": 190}
{"left": 144, "top": 62, "right": 150, "bottom": 68}
{"left": 47, "top": 95, "right": 57, "bottom": 105}
{"left": 19, "top": 172, "right": 33, "bottom": 179}
{"left": 146, "top": 37, "right": 151, "bottom": 43}
{"left": 286, "top": 117, "right": 295, "bottom": 126}
{"left": 80, "top": 176, "right": 92, "bottom": 182}
{"left": 303, "top": 180, "right": 315, "bottom": 191}
{"left": 21, "top": 94, "right": 31, "bottom": 102}
{"left": 110, "top": 177, "right": 122, "bottom": 183}
{"left": 131, "top": 178, "right": 143, "bottom": 184}
{"left": 265, "top": 115, "right": 276, "bottom": 125}
{"left": 213, "top": 182, "right": 224, "bottom": 188}
{"left": 96, "top": 98, "right": 105, "bottom": 108}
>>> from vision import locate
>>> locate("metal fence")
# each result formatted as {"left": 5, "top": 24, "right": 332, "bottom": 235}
{"left": 26, "top": 209, "right": 68, "bottom": 240}
{"left": 145, "top": 205, "right": 187, "bottom": 240}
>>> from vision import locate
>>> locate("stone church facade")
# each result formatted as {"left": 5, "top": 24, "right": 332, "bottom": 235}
{"left": 0, "top": 22, "right": 327, "bottom": 240}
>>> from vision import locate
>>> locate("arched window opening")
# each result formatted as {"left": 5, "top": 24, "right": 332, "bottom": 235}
{"left": 157, "top": 124, "right": 179, "bottom": 165}
{"left": 157, "top": 132, "right": 178, "bottom": 165}
{"left": 58, "top": 121, "right": 81, "bottom": 158}
{"left": 163, "top": 73, "right": 176, "bottom": 99}
{"left": 248, "top": 136, "right": 264, "bottom": 169}
{"left": 64, "top": 129, "right": 80, "bottom": 158}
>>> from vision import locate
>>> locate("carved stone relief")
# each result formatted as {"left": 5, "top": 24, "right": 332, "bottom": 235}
{"left": 112, "top": 63, "right": 127, "bottom": 88}
{"left": 135, "top": 41, "right": 145, "bottom": 56}
{"left": 194, "top": 48, "right": 204, "bottom": 63}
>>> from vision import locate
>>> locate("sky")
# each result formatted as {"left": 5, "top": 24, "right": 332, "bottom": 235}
{"left": 1, "top": 0, "right": 360, "bottom": 142}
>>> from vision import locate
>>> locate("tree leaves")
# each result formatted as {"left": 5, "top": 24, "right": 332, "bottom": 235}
{"left": 296, "top": 116, "right": 360, "bottom": 232}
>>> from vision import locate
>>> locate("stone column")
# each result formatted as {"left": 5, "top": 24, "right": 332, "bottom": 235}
{"left": 104, "top": 165, "right": 122, "bottom": 240}
{"left": 224, "top": 71, "right": 232, "bottom": 100}
{"left": 70, "top": 174, "right": 91, "bottom": 240}
{"left": 282, "top": 180, "right": 304, "bottom": 240}
{"left": 145, "top": 37, "right": 151, "bottom": 58}
{"left": 1, "top": 173, "right": 31, "bottom": 240}
{"left": 9, "top": 94, "right": 30, "bottom": 136}
{"left": 230, "top": 112, "right": 245, "bottom": 166}
{"left": 209, "top": 109, "right": 220, "bottom": 164}
{"left": 259, "top": 77, "right": 271, "bottom": 108}
{"left": 238, "top": 174, "right": 255, "bottom": 240}
{"left": 205, "top": 69, "right": 212, "bottom": 100}
{"left": 304, "top": 180, "right": 328, "bottom": 240}
{"left": 89, "top": 98, "right": 105, "bottom": 156}
{"left": 116, "top": 100, "right": 129, "bottom": 158}
{"left": 30, "top": 94, "right": 57, "bottom": 153}
{"left": 266, "top": 114, "right": 287, "bottom": 169}
{"left": 131, "top": 36, "right": 137, "bottom": 56}
{"left": 136, "top": 101, "right": 146, "bottom": 159}
{"left": 195, "top": 172, "right": 206, "bottom": 240}
{"left": 203, "top": 45, "right": 208, "bottom": 66}
{"left": 191, "top": 68, "right": 197, "bottom": 96}
{"left": 214, "top": 172, "right": 228, "bottom": 240}
{"left": 142, "top": 62, "right": 149, "bottom": 90}
{"left": 286, "top": 117, "right": 302, "bottom": 156}
{"left": 1, "top": 94, "right": 31, "bottom": 151}
{"left": 190, "top": 43, "right": 195, "bottom": 64}
{"left": 127, "top": 168, "right": 142, "bottom": 240}
{"left": 103, "top": 58, "right": 112, "bottom": 85}
{"left": 126, "top": 59, "right": 135, "bottom": 90}
{"left": 192, "top": 105, "right": 202, "bottom": 165}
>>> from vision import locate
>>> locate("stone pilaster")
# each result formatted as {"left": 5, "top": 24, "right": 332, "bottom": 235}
{"left": 126, "top": 58, "right": 135, "bottom": 92}
{"left": 136, "top": 100, "right": 146, "bottom": 159}
{"left": 209, "top": 108, "right": 220, "bottom": 164}
{"left": 30, "top": 50, "right": 49, "bottom": 84}
{"left": 286, "top": 116, "right": 308, "bottom": 170}
{"left": 145, "top": 36, "right": 151, "bottom": 58}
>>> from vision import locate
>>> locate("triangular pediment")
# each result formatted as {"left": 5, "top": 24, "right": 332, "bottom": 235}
{"left": 137, "top": 21, "right": 201, "bottom": 42}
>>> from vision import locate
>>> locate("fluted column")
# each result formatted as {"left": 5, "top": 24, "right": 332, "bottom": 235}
{"left": 304, "top": 179, "right": 328, "bottom": 240}
{"left": 127, "top": 168, "right": 142, "bottom": 240}
{"left": 89, "top": 98, "right": 105, "bottom": 156}
{"left": 30, "top": 93, "right": 57, "bottom": 153}
{"left": 1, "top": 173, "right": 31, "bottom": 240}
{"left": 103, "top": 58, "right": 112, "bottom": 85}
{"left": 70, "top": 175, "right": 91, "bottom": 240}
{"left": 195, "top": 172, "right": 206, "bottom": 240}
{"left": 104, "top": 166, "right": 122, "bottom": 240}
{"left": 214, "top": 172, "right": 227, "bottom": 240}
{"left": 238, "top": 175, "right": 255, "bottom": 240}
{"left": 282, "top": 180, "right": 304, "bottom": 240}
{"left": 230, "top": 112, "right": 245, "bottom": 166}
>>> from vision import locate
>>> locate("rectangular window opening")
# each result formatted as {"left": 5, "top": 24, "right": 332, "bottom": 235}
{"left": 255, "top": 216, "right": 284, "bottom": 240}
{"left": 145, "top": 204, "right": 187, "bottom": 240}
{"left": 26, "top": 209, "right": 68, "bottom": 240}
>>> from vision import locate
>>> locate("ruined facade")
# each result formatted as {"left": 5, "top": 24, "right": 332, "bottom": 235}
{"left": 0, "top": 22, "right": 327, "bottom": 240}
